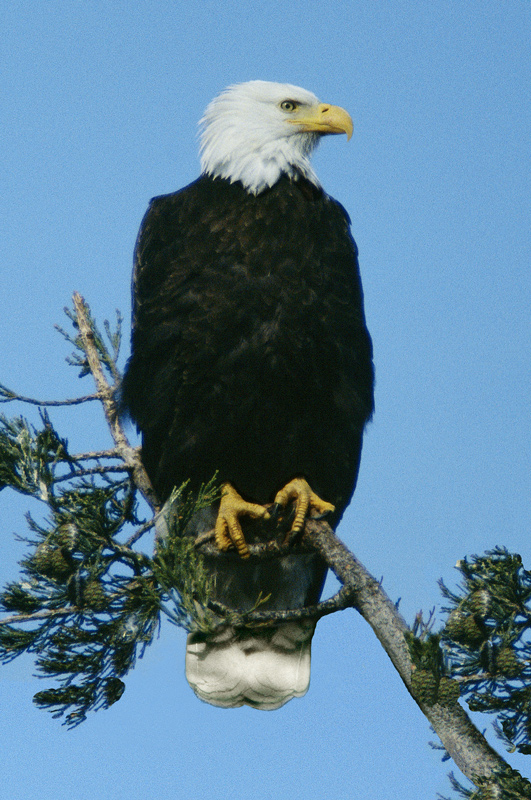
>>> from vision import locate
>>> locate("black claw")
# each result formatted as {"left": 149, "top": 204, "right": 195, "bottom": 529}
{"left": 283, "top": 523, "right": 304, "bottom": 547}
{"left": 269, "top": 503, "right": 282, "bottom": 521}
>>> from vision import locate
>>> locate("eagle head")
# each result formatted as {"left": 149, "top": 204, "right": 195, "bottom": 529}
{"left": 199, "top": 80, "right": 353, "bottom": 195}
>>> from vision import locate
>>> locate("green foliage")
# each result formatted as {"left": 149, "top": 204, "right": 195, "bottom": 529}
{"left": 0, "top": 433, "right": 154, "bottom": 726}
{"left": 440, "top": 548, "right": 531, "bottom": 755}
{"left": 407, "top": 622, "right": 461, "bottom": 708}
{"left": 152, "top": 480, "right": 221, "bottom": 634}
{"left": 440, "top": 766, "right": 531, "bottom": 800}
{"left": 0, "top": 304, "right": 222, "bottom": 726}
{"left": 0, "top": 430, "right": 221, "bottom": 726}
{"left": 408, "top": 550, "right": 531, "bottom": 796}
{"left": 0, "top": 411, "right": 69, "bottom": 498}
{"left": 55, "top": 304, "right": 122, "bottom": 382}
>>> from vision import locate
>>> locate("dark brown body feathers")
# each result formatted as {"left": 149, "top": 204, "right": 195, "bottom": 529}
{"left": 121, "top": 174, "right": 374, "bottom": 529}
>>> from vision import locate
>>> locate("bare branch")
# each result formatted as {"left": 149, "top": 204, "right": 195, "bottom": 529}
{"left": 197, "top": 518, "right": 509, "bottom": 786}
{"left": 124, "top": 519, "right": 155, "bottom": 547}
{"left": 72, "top": 292, "right": 160, "bottom": 513}
{"left": 60, "top": 448, "right": 127, "bottom": 461}
{"left": 0, "top": 383, "right": 98, "bottom": 407}
{"left": 197, "top": 535, "right": 313, "bottom": 559}
{"left": 53, "top": 464, "right": 131, "bottom": 484}
{"left": 0, "top": 607, "right": 74, "bottom": 626}
{"left": 208, "top": 583, "right": 357, "bottom": 624}
{"left": 301, "top": 520, "right": 508, "bottom": 788}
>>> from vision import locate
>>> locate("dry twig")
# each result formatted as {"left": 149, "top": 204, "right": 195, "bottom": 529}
{"left": 72, "top": 292, "right": 159, "bottom": 512}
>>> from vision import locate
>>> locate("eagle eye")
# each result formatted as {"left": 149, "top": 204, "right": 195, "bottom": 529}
{"left": 280, "top": 100, "right": 298, "bottom": 112}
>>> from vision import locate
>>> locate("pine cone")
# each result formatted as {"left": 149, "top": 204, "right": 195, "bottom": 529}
{"left": 495, "top": 646, "right": 521, "bottom": 679}
{"left": 82, "top": 578, "right": 109, "bottom": 612}
{"left": 103, "top": 677, "right": 125, "bottom": 706}
{"left": 437, "top": 677, "right": 461, "bottom": 706}
{"left": 468, "top": 589, "right": 491, "bottom": 618}
{"left": 411, "top": 668, "right": 438, "bottom": 705}
{"left": 444, "top": 610, "right": 486, "bottom": 646}
{"left": 32, "top": 544, "right": 73, "bottom": 580}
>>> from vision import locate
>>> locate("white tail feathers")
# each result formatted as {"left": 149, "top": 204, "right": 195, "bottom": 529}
{"left": 185, "top": 620, "right": 316, "bottom": 709}
{"left": 157, "top": 500, "right": 325, "bottom": 709}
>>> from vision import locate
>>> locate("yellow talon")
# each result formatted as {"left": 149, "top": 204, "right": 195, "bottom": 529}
{"left": 214, "top": 483, "right": 270, "bottom": 559}
{"left": 273, "top": 478, "right": 335, "bottom": 537}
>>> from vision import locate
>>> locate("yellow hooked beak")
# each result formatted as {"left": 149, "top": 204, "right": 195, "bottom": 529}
{"left": 288, "top": 103, "right": 353, "bottom": 140}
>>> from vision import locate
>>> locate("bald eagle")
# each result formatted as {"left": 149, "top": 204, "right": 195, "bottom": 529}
{"left": 121, "top": 81, "right": 374, "bottom": 709}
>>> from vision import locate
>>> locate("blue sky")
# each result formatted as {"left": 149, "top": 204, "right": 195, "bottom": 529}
{"left": 1, "top": 2, "right": 530, "bottom": 798}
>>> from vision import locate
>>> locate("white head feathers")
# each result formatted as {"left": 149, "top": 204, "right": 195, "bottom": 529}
{"left": 199, "top": 81, "right": 324, "bottom": 195}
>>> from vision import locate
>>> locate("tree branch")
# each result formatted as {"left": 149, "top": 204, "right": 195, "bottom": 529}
{"left": 60, "top": 448, "right": 129, "bottom": 461}
{"left": 53, "top": 464, "right": 130, "bottom": 484}
{"left": 0, "top": 608, "right": 74, "bottom": 626}
{"left": 72, "top": 292, "right": 159, "bottom": 513}
{"left": 195, "top": 518, "right": 515, "bottom": 786}
{"left": 198, "top": 517, "right": 510, "bottom": 786}
{"left": 208, "top": 583, "right": 358, "bottom": 625}
{"left": 0, "top": 383, "right": 98, "bottom": 406}
{"left": 302, "top": 520, "right": 508, "bottom": 787}
{"left": 124, "top": 519, "right": 155, "bottom": 547}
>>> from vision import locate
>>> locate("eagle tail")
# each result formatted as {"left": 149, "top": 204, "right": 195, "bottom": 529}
{"left": 156, "top": 500, "right": 324, "bottom": 709}
{"left": 185, "top": 619, "right": 316, "bottom": 709}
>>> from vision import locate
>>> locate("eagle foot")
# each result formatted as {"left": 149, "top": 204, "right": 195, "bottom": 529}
{"left": 215, "top": 483, "right": 270, "bottom": 559}
{"left": 272, "top": 478, "right": 335, "bottom": 544}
